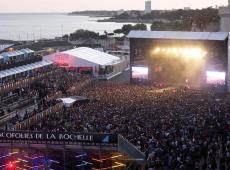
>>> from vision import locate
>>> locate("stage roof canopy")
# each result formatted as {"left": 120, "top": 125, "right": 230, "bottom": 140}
{"left": 62, "top": 47, "right": 120, "bottom": 66}
{"left": 128, "top": 31, "right": 229, "bottom": 41}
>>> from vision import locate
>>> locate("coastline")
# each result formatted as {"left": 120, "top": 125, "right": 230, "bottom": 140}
{"left": 67, "top": 13, "right": 113, "bottom": 17}
{"left": 97, "top": 18, "right": 170, "bottom": 24}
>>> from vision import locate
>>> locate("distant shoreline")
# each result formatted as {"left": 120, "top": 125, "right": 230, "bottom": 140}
{"left": 68, "top": 13, "right": 113, "bottom": 17}
{"left": 97, "top": 18, "right": 169, "bottom": 24}
{"left": 97, "top": 18, "right": 152, "bottom": 23}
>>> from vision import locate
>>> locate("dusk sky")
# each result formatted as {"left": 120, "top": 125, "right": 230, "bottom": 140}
{"left": 0, "top": 0, "right": 228, "bottom": 13}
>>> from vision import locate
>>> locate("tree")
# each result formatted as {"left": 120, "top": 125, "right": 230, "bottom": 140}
{"left": 133, "top": 23, "right": 147, "bottom": 30}
{"left": 108, "top": 33, "right": 114, "bottom": 36}
{"left": 121, "top": 23, "right": 147, "bottom": 35}
{"left": 104, "top": 30, "right": 108, "bottom": 36}
{"left": 151, "top": 21, "right": 191, "bottom": 31}
{"left": 69, "top": 29, "right": 99, "bottom": 40}
{"left": 115, "top": 12, "right": 130, "bottom": 19}
{"left": 113, "top": 29, "right": 123, "bottom": 35}
{"left": 151, "top": 21, "right": 164, "bottom": 31}
{"left": 99, "top": 35, "right": 107, "bottom": 39}
{"left": 62, "top": 34, "right": 69, "bottom": 40}
{"left": 121, "top": 24, "right": 133, "bottom": 35}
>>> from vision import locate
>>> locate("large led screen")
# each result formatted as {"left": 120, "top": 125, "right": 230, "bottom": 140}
{"left": 132, "top": 67, "right": 149, "bottom": 79}
{"left": 206, "top": 71, "right": 226, "bottom": 85}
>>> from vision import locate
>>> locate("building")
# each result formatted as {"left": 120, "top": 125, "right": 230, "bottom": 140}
{"left": 117, "top": 9, "right": 125, "bottom": 15}
{"left": 184, "top": 7, "right": 191, "bottom": 11}
{"left": 0, "top": 48, "right": 43, "bottom": 71}
{"left": 219, "top": 0, "right": 230, "bottom": 32}
{"left": 128, "top": 30, "right": 230, "bottom": 92}
{"left": 145, "top": 0, "right": 152, "bottom": 14}
{"left": 44, "top": 47, "right": 127, "bottom": 79}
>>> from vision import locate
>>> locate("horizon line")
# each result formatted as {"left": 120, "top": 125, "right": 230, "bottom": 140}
{"left": 0, "top": 6, "right": 223, "bottom": 14}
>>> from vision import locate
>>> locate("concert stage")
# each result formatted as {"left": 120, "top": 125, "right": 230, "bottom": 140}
{"left": 128, "top": 31, "right": 229, "bottom": 92}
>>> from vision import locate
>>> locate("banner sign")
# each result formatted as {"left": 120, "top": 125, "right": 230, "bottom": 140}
{"left": 0, "top": 131, "right": 118, "bottom": 145}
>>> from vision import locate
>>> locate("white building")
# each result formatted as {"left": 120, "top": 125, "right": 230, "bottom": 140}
{"left": 219, "top": 0, "right": 230, "bottom": 32}
{"left": 145, "top": 0, "right": 152, "bottom": 14}
{"left": 117, "top": 9, "right": 125, "bottom": 15}
{"left": 184, "top": 7, "right": 191, "bottom": 11}
{"left": 44, "top": 47, "right": 127, "bottom": 79}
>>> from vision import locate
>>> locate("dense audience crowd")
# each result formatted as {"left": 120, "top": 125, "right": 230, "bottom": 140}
{"left": 1, "top": 62, "right": 229, "bottom": 169}
{"left": 1, "top": 68, "right": 91, "bottom": 128}
{"left": 20, "top": 81, "right": 230, "bottom": 170}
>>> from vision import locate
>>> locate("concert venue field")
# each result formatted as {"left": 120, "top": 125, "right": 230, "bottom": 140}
{"left": 0, "top": 31, "right": 229, "bottom": 170}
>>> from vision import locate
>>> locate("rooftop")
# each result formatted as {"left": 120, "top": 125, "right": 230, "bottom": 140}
{"left": 0, "top": 44, "right": 14, "bottom": 53}
{"left": 62, "top": 47, "right": 121, "bottom": 66}
{"left": 0, "top": 60, "right": 53, "bottom": 79}
{"left": 127, "top": 31, "right": 229, "bottom": 41}
{"left": 1, "top": 48, "right": 34, "bottom": 58}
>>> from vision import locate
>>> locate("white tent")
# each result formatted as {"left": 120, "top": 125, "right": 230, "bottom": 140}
{"left": 44, "top": 47, "right": 128, "bottom": 79}
{"left": 44, "top": 47, "right": 121, "bottom": 68}
{"left": 59, "top": 97, "right": 77, "bottom": 107}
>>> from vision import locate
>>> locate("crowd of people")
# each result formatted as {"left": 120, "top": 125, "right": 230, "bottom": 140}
{"left": 1, "top": 68, "right": 91, "bottom": 129}
{"left": 19, "top": 81, "right": 229, "bottom": 170}
{"left": 0, "top": 57, "right": 229, "bottom": 169}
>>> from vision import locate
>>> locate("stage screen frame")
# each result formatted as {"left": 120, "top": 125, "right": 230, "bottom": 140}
{"left": 132, "top": 67, "right": 149, "bottom": 80}
{"left": 206, "top": 71, "right": 226, "bottom": 85}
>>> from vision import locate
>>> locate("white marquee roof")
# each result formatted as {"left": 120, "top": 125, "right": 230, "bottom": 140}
{"left": 128, "top": 31, "right": 229, "bottom": 41}
{"left": 58, "top": 97, "right": 78, "bottom": 107}
{"left": 20, "top": 48, "right": 34, "bottom": 54}
{"left": 60, "top": 98, "right": 76, "bottom": 104}
{"left": 1, "top": 48, "right": 34, "bottom": 58}
{"left": 62, "top": 47, "right": 120, "bottom": 66}
{"left": 0, "top": 60, "right": 53, "bottom": 79}
{"left": 0, "top": 44, "right": 14, "bottom": 52}
{"left": 2, "top": 50, "right": 24, "bottom": 57}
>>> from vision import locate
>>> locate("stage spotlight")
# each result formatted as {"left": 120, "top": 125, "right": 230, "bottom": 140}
{"left": 6, "top": 161, "right": 15, "bottom": 170}
{"left": 153, "top": 46, "right": 207, "bottom": 59}
{"left": 154, "top": 48, "right": 160, "bottom": 53}
{"left": 203, "top": 51, "right": 208, "bottom": 56}
{"left": 182, "top": 48, "right": 206, "bottom": 59}
{"left": 175, "top": 52, "right": 180, "bottom": 56}
{"left": 166, "top": 48, "right": 172, "bottom": 53}
{"left": 172, "top": 48, "right": 178, "bottom": 53}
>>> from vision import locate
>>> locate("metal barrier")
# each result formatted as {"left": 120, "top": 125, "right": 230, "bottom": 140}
{"left": 15, "top": 102, "right": 64, "bottom": 130}
{"left": 118, "top": 135, "right": 146, "bottom": 166}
